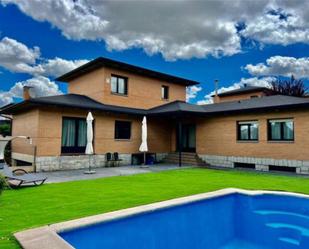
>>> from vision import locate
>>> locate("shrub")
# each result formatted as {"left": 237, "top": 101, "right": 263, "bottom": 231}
{"left": 0, "top": 123, "right": 11, "bottom": 136}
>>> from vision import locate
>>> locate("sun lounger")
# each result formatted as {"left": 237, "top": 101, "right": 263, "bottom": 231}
{"left": 0, "top": 163, "right": 47, "bottom": 187}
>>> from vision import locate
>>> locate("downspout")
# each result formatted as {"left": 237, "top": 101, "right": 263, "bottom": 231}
{"left": 178, "top": 120, "right": 182, "bottom": 167}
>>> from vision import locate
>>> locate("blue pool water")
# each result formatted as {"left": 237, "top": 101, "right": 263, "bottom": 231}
{"left": 60, "top": 193, "right": 309, "bottom": 249}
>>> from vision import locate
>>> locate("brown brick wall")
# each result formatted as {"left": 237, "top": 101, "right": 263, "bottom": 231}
{"left": 196, "top": 109, "right": 309, "bottom": 161}
{"left": 217, "top": 91, "right": 266, "bottom": 103}
{"left": 11, "top": 109, "right": 39, "bottom": 155}
{"left": 68, "top": 67, "right": 186, "bottom": 109}
{"left": 12, "top": 106, "right": 309, "bottom": 161}
{"left": 12, "top": 108, "right": 173, "bottom": 157}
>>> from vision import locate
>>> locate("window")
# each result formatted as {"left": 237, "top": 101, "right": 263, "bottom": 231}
{"left": 111, "top": 75, "right": 128, "bottom": 95}
{"left": 61, "top": 117, "right": 87, "bottom": 153}
{"left": 268, "top": 119, "right": 294, "bottom": 141}
{"left": 115, "top": 120, "right": 131, "bottom": 139}
{"left": 237, "top": 121, "right": 258, "bottom": 141}
{"left": 161, "top": 85, "right": 169, "bottom": 100}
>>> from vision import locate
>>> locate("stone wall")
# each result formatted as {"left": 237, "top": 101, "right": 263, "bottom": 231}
{"left": 156, "top": 153, "right": 168, "bottom": 162}
{"left": 199, "top": 154, "right": 309, "bottom": 174}
{"left": 35, "top": 152, "right": 167, "bottom": 172}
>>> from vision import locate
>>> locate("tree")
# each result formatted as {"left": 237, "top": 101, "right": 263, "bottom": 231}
{"left": 0, "top": 123, "right": 11, "bottom": 136}
{"left": 270, "top": 75, "right": 307, "bottom": 97}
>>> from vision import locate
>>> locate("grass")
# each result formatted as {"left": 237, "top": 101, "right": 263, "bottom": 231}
{"left": 1, "top": 168, "right": 309, "bottom": 248}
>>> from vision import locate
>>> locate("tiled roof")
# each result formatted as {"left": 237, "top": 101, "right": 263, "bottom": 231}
{"left": 0, "top": 94, "right": 146, "bottom": 115}
{"left": 56, "top": 57, "right": 199, "bottom": 86}
{"left": 217, "top": 86, "right": 270, "bottom": 97}
{"left": 2, "top": 94, "right": 309, "bottom": 116}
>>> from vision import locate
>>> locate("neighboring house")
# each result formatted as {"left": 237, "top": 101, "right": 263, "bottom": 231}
{"left": 2, "top": 57, "right": 309, "bottom": 174}
{"left": 212, "top": 85, "right": 275, "bottom": 103}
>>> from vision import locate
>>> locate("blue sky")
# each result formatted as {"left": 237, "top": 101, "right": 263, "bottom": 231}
{"left": 0, "top": 1, "right": 309, "bottom": 106}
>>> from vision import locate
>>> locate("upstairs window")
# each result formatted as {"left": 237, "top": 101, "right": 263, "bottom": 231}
{"left": 161, "top": 85, "right": 169, "bottom": 100}
{"left": 268, "top": 119, "right": 294, "bottom": 141}
{"left": 111, "top": 75, "right": 128, "bottom": 95}
{"left": 61, "top": 117, "right": 87, "bottom": 153}
{"left": 115, "top": 120, "right": 131, "bottom": 140}
{"left": 237, "top": 121, "right": 258, "bottom": 141}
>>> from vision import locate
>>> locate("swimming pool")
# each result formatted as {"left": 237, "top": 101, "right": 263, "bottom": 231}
{"left": 58, "top": 190, "right": 309, "bottom": 249}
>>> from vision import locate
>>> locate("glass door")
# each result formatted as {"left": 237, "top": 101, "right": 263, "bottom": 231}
{"left": 177, "top": 124, "right": 196, "bottom": 152}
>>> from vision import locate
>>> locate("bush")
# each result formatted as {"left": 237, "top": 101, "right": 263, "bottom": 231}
{"left": 0, "top": 174, "right": 7, "bottom": 195}
{"left": 0, "top": 123, "right": 11, "bottom": 137}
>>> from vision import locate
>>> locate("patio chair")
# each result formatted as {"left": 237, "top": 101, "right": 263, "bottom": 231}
{"left": 113, "top": 152, "right": 122, "bottom": 167}
{"left": 0, "top": 163, "right": 47, "bottom": 187}
{"left": 105, "top": 152, "right": 114, "bottom": 167}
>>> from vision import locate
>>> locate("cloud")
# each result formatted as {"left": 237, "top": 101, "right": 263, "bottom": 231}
{"left": 186, "top": 86, "right": 202, "bottom": 102}
{"left": 0, "top": 37, "right": 89, "bottom": 77}
{"left": 31, "top": 57, "right": 89, "bottom": 77}
{"left": 0, "top": 36, "right": 40, "bottom": 74}
{"left": 0, "top": 76, "right": 62, "bottom": 107}
{"left": 245, "top": 56, "right": 309, "bottom": 79}
{"left": 241, "top": 5, "right": 309, "bottom": 46}
{"left": 197, "top": 77, "right": 274, "bottom": 105}
{"left": 0, "top": 91, "right": 14, "bottom": 107}
{"left": 2, "top": 0, "right": 309, "bottom": 60}
{"left": 0, "top": 37, "right": 88, "bottom": 107}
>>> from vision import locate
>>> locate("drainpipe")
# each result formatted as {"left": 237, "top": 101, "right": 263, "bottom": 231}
{"left": 178, "top": 120, "right": 182, "bottom": 167}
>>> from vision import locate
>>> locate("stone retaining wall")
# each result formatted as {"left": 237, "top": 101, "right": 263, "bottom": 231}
{"left": 198, "top": 154, "right": 309, "bottom": 175}
{"left": 35, "top": 153, "right": 168, "bottom": 172}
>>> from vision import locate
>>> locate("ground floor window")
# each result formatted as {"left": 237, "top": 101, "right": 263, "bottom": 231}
{"left": 61, "top": 117, "right": 87, "bottom": 153}
{"left": 115, "top": 120, "right": 131, "bottom": 139}
{"left": 268, "top": 119, "right": 294, "bottom": 141}
{"left": 237, "top": 121, "right": 258, "bottom": 141}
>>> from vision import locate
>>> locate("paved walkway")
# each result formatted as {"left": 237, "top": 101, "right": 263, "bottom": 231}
{"left": 36, "top": 164, "right": 191, "bottom": 183}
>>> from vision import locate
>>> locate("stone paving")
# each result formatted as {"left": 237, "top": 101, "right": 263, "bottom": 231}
{"left": 35, "top": 164, "right": 191, "bottom": 183}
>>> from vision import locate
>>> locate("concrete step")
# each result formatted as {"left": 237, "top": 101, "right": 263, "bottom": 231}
{"left": 163, "top": 152, "right": 207, "bottom": 166}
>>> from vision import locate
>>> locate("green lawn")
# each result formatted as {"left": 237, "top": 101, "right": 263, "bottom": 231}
{"left": 1, "top": 168, "right": 309, "bottom": 248}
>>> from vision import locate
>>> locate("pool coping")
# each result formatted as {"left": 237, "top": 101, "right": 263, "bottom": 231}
{"left": 14, "top": 188, "right": 309, "bottom": 249}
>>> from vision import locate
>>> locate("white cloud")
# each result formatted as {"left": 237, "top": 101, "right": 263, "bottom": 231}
{"left": 31, "top": 57, "right": 89, "bottom": 77}
{"left": 0, "top": 91, "right": 14, "bottom": 107}
{"left": 0, "top": 37, "right": 88, "bottom": 107}
{"left": 0, "top": 37, "right": 89, "bottom": 77}
{"left": 0, "top": 36, "right": 40, "bottom": 74}
{"left": 241, "top": 4, "right": 309, "bottom": 46}
{"left": 197, "top": 77, "right": 274, "bottom": 105}
{"left": 245, "top": 56, "right": 309, "bottom": 79}
{"left": 0, "top": 76, "right": 62, "bottom": 107}
{"left": 0, "top": 37, "right": 88, "bottom": 77}
{"left": 186, "top": 86, "right": 202, "bottom": 102}
{"left": 0, "top": 0, "right": 256, "bottom": 60}
{"left": 2, "top": 0, "right": 309, "bottom": 60}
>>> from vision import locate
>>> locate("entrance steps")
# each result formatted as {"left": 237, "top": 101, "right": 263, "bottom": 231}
{"left": 162, "top": 152, "right": 207, "bottom": 166}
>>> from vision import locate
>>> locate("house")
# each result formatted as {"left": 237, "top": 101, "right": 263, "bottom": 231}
{"left": 2, "top": 57, "right": 309, "bottom": 174}
{"left": 212, "top": 85, "right": 276, "bottom": 103}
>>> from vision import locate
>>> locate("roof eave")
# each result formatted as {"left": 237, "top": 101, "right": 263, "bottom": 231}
{"left": 56, "top": 57, "right": 199, "bottom": 86}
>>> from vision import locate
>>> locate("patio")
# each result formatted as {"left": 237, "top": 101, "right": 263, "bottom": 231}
{"left": 36, "top": 164, "right": 192, "bottom": 183}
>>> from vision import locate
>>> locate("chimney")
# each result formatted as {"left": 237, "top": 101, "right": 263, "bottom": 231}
{"left": 23, "top": 86, "right": 33, "bottom": 100}
{"left": 213, "top": 79, "right": 220, "bottom": 103}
